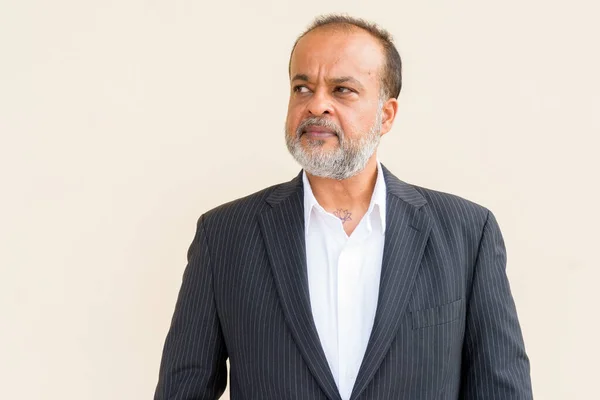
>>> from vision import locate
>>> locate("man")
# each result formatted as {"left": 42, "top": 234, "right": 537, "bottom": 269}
{"left": 154, "top": 15, "right": 532, "bottom": 400}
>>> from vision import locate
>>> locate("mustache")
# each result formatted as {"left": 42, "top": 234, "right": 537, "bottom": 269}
{"left": 296, "top": 117, "right": 343, "bottom": 138}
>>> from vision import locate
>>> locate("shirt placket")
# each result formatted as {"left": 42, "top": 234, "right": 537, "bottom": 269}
{"left": 336, "top": 225, "right": 367, "bottom": 399}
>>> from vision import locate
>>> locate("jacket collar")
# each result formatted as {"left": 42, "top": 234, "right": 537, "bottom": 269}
{"left": 301, "top": 160, "right": 388, "bottom": 234}
{"left": 266, "top": 163, "right": 427, "bottom": 210}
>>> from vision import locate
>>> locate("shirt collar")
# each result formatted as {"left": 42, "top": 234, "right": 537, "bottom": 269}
{"left": 303, "top": 160, "right": 387, "bottom": 234}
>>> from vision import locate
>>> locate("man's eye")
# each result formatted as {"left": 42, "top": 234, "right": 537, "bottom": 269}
{"left": 293, "top": 85, "right": 310, "bottom": 93}
{"left": 335, "top": 86, "right": 353, "bottom": 94}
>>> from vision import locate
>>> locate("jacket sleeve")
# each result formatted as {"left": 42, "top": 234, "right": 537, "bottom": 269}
{"left": 459, "top": 210, "right": 533, "bottom": 399}
{"left": 154, "top": 215, "right": 228, "bottom": 400}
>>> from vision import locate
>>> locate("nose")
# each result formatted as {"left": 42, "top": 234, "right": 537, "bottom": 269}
{"left": 306, "top": 89, "right": 332, "bottom": 116}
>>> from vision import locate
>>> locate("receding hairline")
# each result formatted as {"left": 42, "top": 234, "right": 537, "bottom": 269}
{"left": 289, "top": 23, "right": 386, "bottom": 74}
{"left": 302, "top": 21, "right": 369, "bottom": 35}
{"left": 288, "top": 24, "right": 389, "bottom": 96}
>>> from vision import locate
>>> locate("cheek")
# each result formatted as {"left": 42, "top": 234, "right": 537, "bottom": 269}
{"left": 286, "top": 104, "right": 303, "bottom": 131}
{"left": 285, "top": 115, "right": 297, "bottom": 137}
{"left": 343, "top": 106, "right": 379, "bottom": 136}
{"left": 337, "top": 111, "right": 362, "bottom": 138}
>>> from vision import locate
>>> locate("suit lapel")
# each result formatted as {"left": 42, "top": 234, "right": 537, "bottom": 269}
{"left": 258, "top": 172, "right": 342, "bottom": 400}
{"left": 350, "top": 165, "right": 432, "bottom": 400}
{"left": 258, "top": 166, "right": 431, "bottom": 400}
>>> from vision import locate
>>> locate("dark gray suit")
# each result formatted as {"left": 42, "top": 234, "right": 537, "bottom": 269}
{"left": 154, "top": 165, "right": 532, "bottom": 399}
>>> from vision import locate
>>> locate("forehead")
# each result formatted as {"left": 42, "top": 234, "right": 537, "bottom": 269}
{"left": 290, "top": 27, "right": 384, "bottom": 84}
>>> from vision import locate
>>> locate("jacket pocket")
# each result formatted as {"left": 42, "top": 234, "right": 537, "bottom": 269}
{"left": 411, "top": 298, "right": 464, "bottom": 329}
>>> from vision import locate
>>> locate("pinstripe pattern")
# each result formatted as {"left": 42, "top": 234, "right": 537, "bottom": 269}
{"left": 154, "top": 164, "right": 532, "bottom": 399}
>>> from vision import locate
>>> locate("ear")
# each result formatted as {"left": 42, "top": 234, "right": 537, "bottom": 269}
{"left": 380, "top": 97, "right": 398, "bottom": 136}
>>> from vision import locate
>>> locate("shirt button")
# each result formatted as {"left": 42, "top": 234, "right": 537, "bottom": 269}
{"left": 346, "top": 370, "right": 356, "bottom": 381}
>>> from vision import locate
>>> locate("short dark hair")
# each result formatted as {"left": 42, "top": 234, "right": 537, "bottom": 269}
{"left": 289, "top": 14, "right": 402, "bottom": 99}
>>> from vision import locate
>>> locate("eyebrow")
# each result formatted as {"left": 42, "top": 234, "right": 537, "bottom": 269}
{"left": 291, "top": 74, "right": 365, "bottom": 91}
{"left": 291, "top": 74, "right": 310, "bottom": 82}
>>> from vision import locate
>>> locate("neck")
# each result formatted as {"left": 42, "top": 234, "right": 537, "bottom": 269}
{"left": 305, "top": 155, "right": 379, "bottom": 212}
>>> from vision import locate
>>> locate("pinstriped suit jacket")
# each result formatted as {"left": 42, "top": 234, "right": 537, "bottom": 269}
{"left": 154, "top": 164, "right": 532, "bottom": 399}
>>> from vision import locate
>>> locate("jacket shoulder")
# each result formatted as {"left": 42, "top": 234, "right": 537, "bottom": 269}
{"left": 411, "top": 184, "right": 491, "bottom": 229}
{"left": 199, "top": 181, "right": 284, "bottom": 230}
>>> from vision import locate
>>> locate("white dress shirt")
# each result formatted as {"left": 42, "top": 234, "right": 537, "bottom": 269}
{"left": 303, "top": 161, "right": 387, "bottom": 400}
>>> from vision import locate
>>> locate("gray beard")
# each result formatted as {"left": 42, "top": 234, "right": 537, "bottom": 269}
{"left": 285, "top": 104, "right": 383, "bottom": 180}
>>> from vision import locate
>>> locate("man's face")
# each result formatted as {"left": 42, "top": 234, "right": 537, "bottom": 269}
{"left": 285, "top": 27, "right": 395, "bottom": 180}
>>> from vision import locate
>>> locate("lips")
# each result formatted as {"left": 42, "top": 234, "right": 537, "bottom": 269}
{"left": 302, "top": 125, "right": 336, "bottom": 138}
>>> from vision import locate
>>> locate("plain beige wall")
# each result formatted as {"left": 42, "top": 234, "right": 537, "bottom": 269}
{"left": 1, "top": 0, "right": 598, "bottom": 399}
